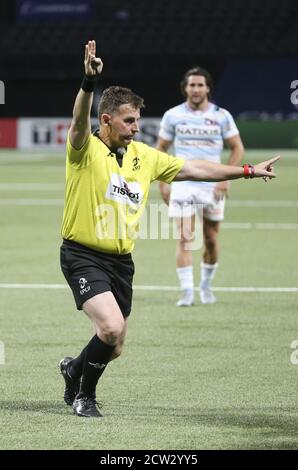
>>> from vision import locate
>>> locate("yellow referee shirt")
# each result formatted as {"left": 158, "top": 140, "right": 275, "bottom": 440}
{"left": 61, "top": 133, "right": 184, "bottom": 254}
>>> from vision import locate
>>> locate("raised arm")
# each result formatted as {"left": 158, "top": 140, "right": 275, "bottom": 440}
{"left": 156, "top": 137, "right": 172, "bottom": 204}
{"left": 174, "top": 155, "right": 280, "bottom": 182}
{"left": 69, "top": 40, "right": 103, "bottom": 150}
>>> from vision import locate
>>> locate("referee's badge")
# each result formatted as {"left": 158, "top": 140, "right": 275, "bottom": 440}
{"left": 132, "top": 156, "right": 140, "bottom": 171}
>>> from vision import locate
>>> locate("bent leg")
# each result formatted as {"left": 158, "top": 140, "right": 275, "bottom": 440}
{"left": 77, "top": 292, "right": 125, "bottom": 399}
{"left": 83, "top": 291, "right": 125, "bottom": 345}
{"left": 69, "top": 294, "right": 127, "bottom": 380}
{"left": 110, "top": 318, "right": 128, "bottom": 360}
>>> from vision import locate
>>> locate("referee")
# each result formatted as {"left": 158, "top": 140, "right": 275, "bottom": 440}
{"left": 59, "top": 40, "right": 279, "bottom": 418}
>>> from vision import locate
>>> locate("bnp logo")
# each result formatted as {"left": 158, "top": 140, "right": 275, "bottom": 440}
{"left": 0, "top": 80, "right": 4, "bottom": 104}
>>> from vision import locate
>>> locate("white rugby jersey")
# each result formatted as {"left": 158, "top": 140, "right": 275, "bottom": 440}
{"left": 159, "top": 102, "right": 239, "bottom": 186}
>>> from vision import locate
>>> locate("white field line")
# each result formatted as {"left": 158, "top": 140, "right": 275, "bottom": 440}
{"left": 221, "top": 222, "right": 298, "bottom": 230}
{"left": 0, "top": 199, "right": 64, "bottom": 205}
{"left": 0, "top": 283, "right": 297, "bottom": 292}
{"left": 0, "top": 155, "right": 50, "bottom": 163}
{"left": 227, "top": 200, "right": 298, "bottom": 207}
{"left": 0, "top": 191, "right": 297, "bottom": 208}
{"left": 0, "top": 183, "right": 64, "bottom": 190}
{"left": 0, "top": 150, "right": 297, "bottom": 159}
{"left": 0, "top": 197, "right": 297, "bottom": 229}
{"left": 149, "top": 199, "right": 298, "bottom": 208}
{"left": 0, "top": 183, "right": 297, "bottom": 207}
{"left": 0, "top": 196, "right": 298, "bottom": 210}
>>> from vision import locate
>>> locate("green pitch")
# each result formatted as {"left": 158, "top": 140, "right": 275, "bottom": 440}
{"left": 0, "top": 149, "right": 297, "bottom": 450}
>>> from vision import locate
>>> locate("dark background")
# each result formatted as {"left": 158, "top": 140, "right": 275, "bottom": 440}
{"left": 1, "top": 0, "right": 298, "bottom": 118}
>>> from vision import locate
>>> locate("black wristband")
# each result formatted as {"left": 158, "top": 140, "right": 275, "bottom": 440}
{"left": 81, "top": 74, "right": 97, "bottom": 93}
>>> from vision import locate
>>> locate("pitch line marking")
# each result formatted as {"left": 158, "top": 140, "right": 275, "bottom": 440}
{"left": 1, "top": 197, "right": 298, "bottom": 211}
{"left": 0, "top": 183, "right": 64, "bottom": 190}
{"left": 0, "top": 283, "right": 297, "bottom": 292}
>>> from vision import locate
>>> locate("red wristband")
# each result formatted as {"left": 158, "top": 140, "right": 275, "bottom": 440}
{"left": 243, "top": 164, "right": 255, "bottom": 179}
{"left": 243, "top": 164, "right": 250, "bottom": 178}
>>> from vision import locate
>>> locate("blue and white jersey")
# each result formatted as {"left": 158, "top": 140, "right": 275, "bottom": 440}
{"left": 159, "top": 102, "right": 239, "bottom": 186}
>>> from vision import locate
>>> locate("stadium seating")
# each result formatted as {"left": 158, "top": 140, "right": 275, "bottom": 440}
{"left": 1, "top": 0, "right": 297, "bottom": 117}
{"left": 0, "top": 0, "right": 297, "bottom": 57}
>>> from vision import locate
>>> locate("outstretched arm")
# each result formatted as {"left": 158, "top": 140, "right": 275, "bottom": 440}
{"left": 214, "top": 134, "right": 244, "bottom": 200}
{"left": 69, "top": 40, "right": 103, "bottom": 150}
{"left": 156, "top": 137, "right": 172, "bottom": 205}
{"left": 174, "top": 156, "right": 280, "bottom": 182}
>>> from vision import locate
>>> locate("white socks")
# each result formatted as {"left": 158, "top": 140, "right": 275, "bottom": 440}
{"left": 176, "top": 263, "right": 218, "bottom": 292}
{"left": 176, "top": 266, "right": 194, "bottom": 291}
{"left": 200, "top": 262, "right": 218, "bottom": 290}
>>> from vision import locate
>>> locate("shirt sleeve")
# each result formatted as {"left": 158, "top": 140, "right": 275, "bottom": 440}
{"left": 158, "top": 110, "right": 175, "bottom": 141}
{"left": 220, "top": 109, "right": 239, "bottom": 140}
{"left": 66, "top": 132, "right": 94, "bottom": 168}
{"left": 150, "top": 148, "right": 184, "bottom": 183}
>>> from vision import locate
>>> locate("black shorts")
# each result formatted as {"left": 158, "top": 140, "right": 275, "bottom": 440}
{"left": 60, "top": 239, "right": 135, "bottom": 317}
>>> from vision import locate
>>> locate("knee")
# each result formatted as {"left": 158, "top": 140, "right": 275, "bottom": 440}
{"left": 112, "top": 342, "right": 124, "bottom": 359}
{"left": 101, "top": 327, "right": 123, "bottom": 346}
{"left": 99, "top": 319, "right": 125, "bottom": 346}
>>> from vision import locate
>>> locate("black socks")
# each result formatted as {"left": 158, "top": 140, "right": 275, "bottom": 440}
{"left": 69, "top": 345, "right": 87, "bottom": 379}
{"left": 77, "top": 335, "right": 115, "bottom": 398}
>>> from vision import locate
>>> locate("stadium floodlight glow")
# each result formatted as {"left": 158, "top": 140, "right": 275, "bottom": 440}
{"left": 0, "top": 80, "right": 5, "bottom": 104}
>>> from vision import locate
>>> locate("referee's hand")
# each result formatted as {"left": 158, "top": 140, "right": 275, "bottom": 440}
{"left": 84, "top": 40, "right": 103, "bottom": 76}
{"left": 254, "top": 155, "right": 280, "bottom": 180}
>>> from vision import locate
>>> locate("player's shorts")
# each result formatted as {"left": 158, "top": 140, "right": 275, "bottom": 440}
{"left": 60, "top": 239, "right": 135, "bottom": 317}
{"left": 168, "top": 183, "right": 225, "bottom": 222}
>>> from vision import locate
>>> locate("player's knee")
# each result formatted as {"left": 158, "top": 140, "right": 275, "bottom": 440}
{"left": 112, "top": 342, "right": 124, "bottom": 359}
{"left": 99, "top": 319, "right": 125, "bottom": 346}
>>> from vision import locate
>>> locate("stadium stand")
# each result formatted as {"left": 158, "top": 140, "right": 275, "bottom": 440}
{"left": 0, "top": 0, "right": 297, "bottom": 116}
{"left": 1, "top": 0, "right": 297, "bottom": 56}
